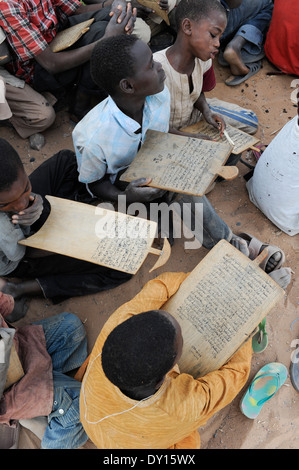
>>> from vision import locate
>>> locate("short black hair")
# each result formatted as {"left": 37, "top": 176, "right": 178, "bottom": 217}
{"left": 90, "top": 34, "right": 140, "bottom": 96}
{"left": 102, "top": 310, "right": 178, "bottom": 391}
{"left": 175, "top": 0, "right": 226, "bottom": 31}
{"left": 0, "top": 139, "right": 24, "bottom": 192}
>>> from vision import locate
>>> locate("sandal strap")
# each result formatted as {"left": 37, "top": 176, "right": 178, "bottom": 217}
{"left": 249, "top": 372, "right": 280, "bottom": 406}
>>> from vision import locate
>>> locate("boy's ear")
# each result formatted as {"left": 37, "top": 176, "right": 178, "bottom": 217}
{"left": 181, "top": 18, "right": 192, "bottom": 36}
{"left": 119, "top": 78, "right": 135, "bottom": 95}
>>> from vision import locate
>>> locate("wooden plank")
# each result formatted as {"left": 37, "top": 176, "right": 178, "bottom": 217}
{"left": 181, "top": 121, "right": 260, "bottom": 155}
{"left": 163, "top": 240, "right": 284, "bottom": 377}
{"left": 50, "top": 19, "right": 94, "bottom": 52}
{"left": 137, "top": 0, "right": 170, "bottom": 24}
{"left": 18, "top": 196, "right": 160, "bottom": 275}
{"left": 120, "top": 130, "right": 236, "bottom": 196}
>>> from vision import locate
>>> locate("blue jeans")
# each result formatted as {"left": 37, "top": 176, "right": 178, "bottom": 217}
{"left": 221, "top": 0, "right": 274, "bottom": 54}
{"left": 175, "top": 194, "right": 232, "bottom": 250}
{"left": 32, "top": 313, "right": 88, "bottom": 449}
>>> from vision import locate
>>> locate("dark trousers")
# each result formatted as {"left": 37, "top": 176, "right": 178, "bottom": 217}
{"left": 32, "top": 9, "right": 111, "bottom": 101}
{"left": 10, "top": 150, "right": 132, "bottom": 303}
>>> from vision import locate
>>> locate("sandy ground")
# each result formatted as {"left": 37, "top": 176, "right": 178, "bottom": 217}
{"left": 2, "top": 56, "right": 299, "bottom": 450}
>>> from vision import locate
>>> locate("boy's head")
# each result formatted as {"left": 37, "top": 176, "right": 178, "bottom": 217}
{"left": 175, "top": 0, "right": 227, "bottom": 61}
{"left": 91, "top": 35, "right": 166, "bottom": 98}
{"left": 101, "top": 310, "right": 183, "bottom": 394}
{"left": 0, "top": 139, "right": 31, "bottom": 213}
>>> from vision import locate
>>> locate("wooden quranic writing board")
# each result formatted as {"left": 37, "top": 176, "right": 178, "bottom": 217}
{"left": 163, "top": 240, "right": 284, "bottom": 377}
{"left": 181, "top": 120, "right": 260, "bottom": 155}
{"left": 137, "top": 0, "right": 170, "bottom": 24}
{"left": 50, "top": 19, "right": 94, "bottom": 52}
{"left": 120, "top": 130, "right": 237, "bottom": 196}
{"left": 18, "top": 196, "right": 171, "bottom": 275}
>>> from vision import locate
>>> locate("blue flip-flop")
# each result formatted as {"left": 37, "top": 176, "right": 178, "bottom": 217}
{"left": 240, "top": 362, "right": 288, "bottom": 419}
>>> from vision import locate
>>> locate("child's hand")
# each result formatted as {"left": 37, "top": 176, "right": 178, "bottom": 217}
{"left": 203, "top": 111, "right": 226, "bottom": 136}
{"left": 107, "top": 1, "right": 137, "bottom": 35}
{"left": 125, "top": 178, "right": 166, "bottom": 203}
{"left": 11, "top": 193, "right": 43, "bottom": 226}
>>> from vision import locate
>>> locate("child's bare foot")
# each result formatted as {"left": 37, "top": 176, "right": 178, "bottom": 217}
{"left": 5, "top": 298, "right": 28, "bottom": 323}
{"left": 223, "top": 36, "right": 250, "bottom": 76}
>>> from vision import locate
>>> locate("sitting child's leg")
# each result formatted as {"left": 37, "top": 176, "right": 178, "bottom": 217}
{"left": 6, "top": 83, "right": 56, "bottom": 139}
{"left": 18, "top": 313, "right": 88, "bottom": 448}
{"left": 206, "top": 97, "right": 258, "bottom": 135}
{"left": 33, "top": 312, "right": 87, "bottom": 373}
{"left": 175, "top": 194, "right": 286, "bottom": 274}
{"left": 34, "top": 313, "right": 88, "bottom": 449}
{"left": 41, "top": 370, "right": 88, "bottom": 449}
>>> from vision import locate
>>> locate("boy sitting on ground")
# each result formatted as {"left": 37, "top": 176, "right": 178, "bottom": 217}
{"left": 78, "top": 272, "right": 253, "bottom": 449}
{"left": 72, "top": 34, "right": 289, "bottom": 283}
{"left": 153, "top": 0, "right": 258, "bottom": 160}
{"left": 0, "top": 139, "right": 131, "bottom": 316}
{"left": 0, "top": 0, "right": 136, "bottom": 122}
{"left": 0, "top": 291, "right": 89, "bottom": 449}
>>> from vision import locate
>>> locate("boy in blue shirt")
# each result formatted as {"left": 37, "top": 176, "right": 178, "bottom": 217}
{"left": 72, "top": 34, "right": 287, "bottom": 276}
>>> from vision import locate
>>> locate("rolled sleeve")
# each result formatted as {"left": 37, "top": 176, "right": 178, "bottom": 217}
{"left": 236, "top": 24, "right": 263, "bottom": 53}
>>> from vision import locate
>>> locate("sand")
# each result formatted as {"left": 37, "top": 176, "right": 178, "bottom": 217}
{"left": 2, "top": 56, "right": 299, "bottom": 450}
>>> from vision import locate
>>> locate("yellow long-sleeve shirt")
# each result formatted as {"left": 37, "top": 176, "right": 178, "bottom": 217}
{"left": 79, "top": 272, "right": 252, "bottom": 449}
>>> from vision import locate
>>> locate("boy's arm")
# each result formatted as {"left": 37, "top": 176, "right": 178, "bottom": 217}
{"left": 194, "top": 92, "right": 226, "bottom": 135}
{"left": 34, "top": 3, "right": 136, "bottom": 75}
{"left": 88, "top": 176, "right": 166, "bottom": 203}
{"left": 171, "top": 339, "right": 252, "bottom": 426}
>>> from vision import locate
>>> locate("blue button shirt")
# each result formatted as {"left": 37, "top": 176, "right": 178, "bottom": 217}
{"left": 73, "top": 87, "right": 171, "bottom": 185}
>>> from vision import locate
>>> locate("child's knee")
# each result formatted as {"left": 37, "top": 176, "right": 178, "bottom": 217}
{"left": 42, "top": 102, "right": 56, "bottom": 129}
